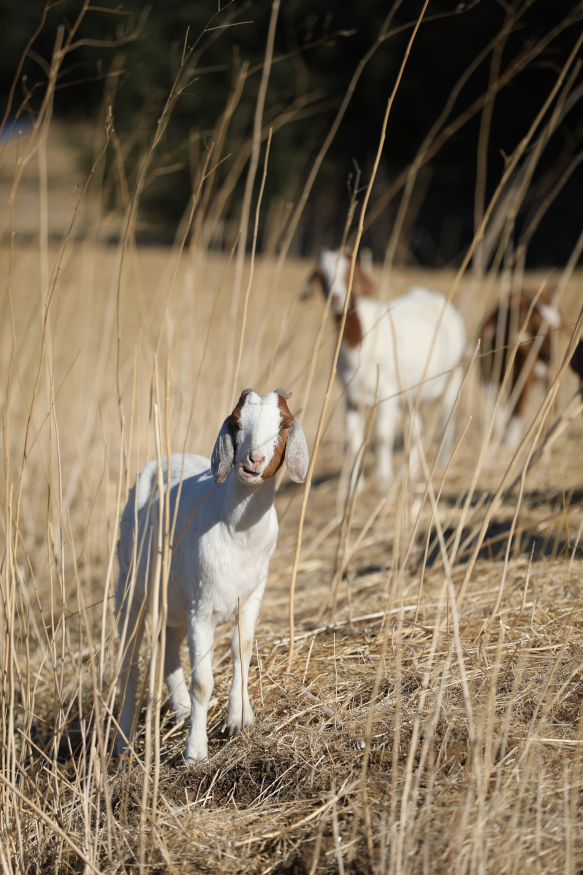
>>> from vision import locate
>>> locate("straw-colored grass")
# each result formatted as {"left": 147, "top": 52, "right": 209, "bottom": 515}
{"left": 2, "top": 227, "right": 583, "bottom": 873}
{"left": 3, "top": 7, "right": 583, "bottom": 871}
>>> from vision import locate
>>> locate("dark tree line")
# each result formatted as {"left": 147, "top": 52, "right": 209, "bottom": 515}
{"left": 1, "top": 0, "right": 582, "bottom": 266}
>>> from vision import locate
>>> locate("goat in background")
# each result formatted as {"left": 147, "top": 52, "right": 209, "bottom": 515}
{"left": 304, "top": 250, "right": 467, "bottom": 491}
{"left": 479, "top": 289, "right": 563, "bottom": 449}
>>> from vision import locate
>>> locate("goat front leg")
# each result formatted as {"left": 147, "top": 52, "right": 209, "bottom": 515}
{"left": 185, "top": 611, "right": 214, "bottom": 763}
{"left": 227, "top": 583, "right": 265, "bottom": 735}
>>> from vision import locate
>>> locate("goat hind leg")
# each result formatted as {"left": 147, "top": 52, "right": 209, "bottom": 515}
{"left": 117, "top": 598, "right": 146, "bottom": 756}
{"left": 164, "top": 625, "right": 190, "bottom": 721}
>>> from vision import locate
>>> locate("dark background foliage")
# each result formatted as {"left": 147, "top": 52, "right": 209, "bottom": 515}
{"left": 1, "top": 0, "right": 582, "bottom": 265}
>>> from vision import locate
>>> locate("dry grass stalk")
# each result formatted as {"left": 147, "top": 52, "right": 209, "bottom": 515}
{"left": 229, "top": 0, "right": 280, "bottom": 328}
{"left": 230, "top": 127, "right": 273, "bottom": 409}
{"left": 286, "top": 0, "right": 430, "bottom": 672}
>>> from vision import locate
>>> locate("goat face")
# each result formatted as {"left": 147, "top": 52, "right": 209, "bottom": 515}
{"left": 318, "top": 250, "right": 349, "bottom": 314}
{"left": 303, "top": 250, "right": 374, "bottom": 315}
{"left": 211, "top": 389, "right": 309, "bottom": 486}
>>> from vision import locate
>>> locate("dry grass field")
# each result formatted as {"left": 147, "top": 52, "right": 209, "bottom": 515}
{"left": 2, "top": 9, "right": 583, "bottom": 871}
{"left": 2, "top": 224, "right": 583, "bottom": 874}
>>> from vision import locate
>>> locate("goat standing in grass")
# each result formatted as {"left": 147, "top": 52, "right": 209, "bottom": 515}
{"left": 479, "top": 289, "right": 563, "bottom": 448}
{"left": 305, "top": 250, "right": 466, "bottom": 490}
{"left": 116, "top": 389, "right": 308, "bottom": 763}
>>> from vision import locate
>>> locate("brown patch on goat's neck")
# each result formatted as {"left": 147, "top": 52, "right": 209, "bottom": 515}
{"left": 261, "top": 394, "right": 293, "bottom": 481}
{"left": 331, "top": 258, "right": 370, "bottom": 349}
{"left": 336, "top": 309, "right": 363, "bottom": 348}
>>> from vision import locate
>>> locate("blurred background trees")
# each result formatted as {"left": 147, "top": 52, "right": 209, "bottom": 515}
{"left": 1, "top": 0, "right": 581, "bottom": 265}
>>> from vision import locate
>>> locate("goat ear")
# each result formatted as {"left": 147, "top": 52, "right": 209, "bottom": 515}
{"left": 301, "top": 268, "right": 325, "bottom": 301}
{"left": 285, "top": 418, "right": 309, "bottom": 483}
{"left": 211, "top": 417, "right": 235, "bottom": 484}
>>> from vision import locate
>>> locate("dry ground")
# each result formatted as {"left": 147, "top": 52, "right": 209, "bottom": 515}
{"left": 2, "top": 236, "right": 583, "bottom": 875}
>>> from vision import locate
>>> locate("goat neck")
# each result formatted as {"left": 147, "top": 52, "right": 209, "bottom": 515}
{"left": 337, "top": 302, "right": 363, "bottom": 348}
{"left": 221, "top": 469, "right": 276, "bottom": 534}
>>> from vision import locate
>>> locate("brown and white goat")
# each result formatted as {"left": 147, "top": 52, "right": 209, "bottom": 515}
{"left": 116, "top": 389, "right": 309, "bottom": 763}
{"left": 479, "top": 288, "right": 563, "bottom": 448}
{"left": 305, "top": 250, "right": 466, "bottom": 488}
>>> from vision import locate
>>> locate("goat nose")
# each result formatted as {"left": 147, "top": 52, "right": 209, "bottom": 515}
{"left": 249, "top": 450, "right": 265, "bottom": 465}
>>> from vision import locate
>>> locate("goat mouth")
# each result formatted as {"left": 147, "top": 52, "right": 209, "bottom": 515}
{"left": 240, "top": 465, "right": 260, "bottom": 479}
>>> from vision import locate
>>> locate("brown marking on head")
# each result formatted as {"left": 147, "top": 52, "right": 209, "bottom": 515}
{"left": 342, "top": 257, "right": 374, "bottom": 301}
{"left": 230, "top": 388, "right": 252, "bottom": 450}
{"left": 261, "top": 393, "right": 294, "bottom": 480}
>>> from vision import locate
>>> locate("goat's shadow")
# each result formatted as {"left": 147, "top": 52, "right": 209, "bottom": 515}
{"left": 276, "top": 470, "right": 339, "bottom": 495}
{"left": 32, "top": 703, "right": 193, "bottom": 772}
{"left": 424, "top": 487, "right": 583, "bottom": 567}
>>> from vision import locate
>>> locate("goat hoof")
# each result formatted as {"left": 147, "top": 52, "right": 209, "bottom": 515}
{"left": 226, "top": 702, "right": 254, "bottom": 734}
{"left": 184, "top": 751, "right": 208, "bottom": 765}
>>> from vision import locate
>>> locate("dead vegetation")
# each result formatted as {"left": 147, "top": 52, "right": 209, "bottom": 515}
{"left": 3, "top": 4, "right": 583, "bottom": 873}
{"left": 2, "top": 240, "right": 583, "bottom": 874}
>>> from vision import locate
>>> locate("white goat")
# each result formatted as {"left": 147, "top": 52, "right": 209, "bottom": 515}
{"left": 116, "top": 388, "right": 309, "bottom": 763}
{"left": 307, "top": 250, "right": 466, "bottom": 487}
